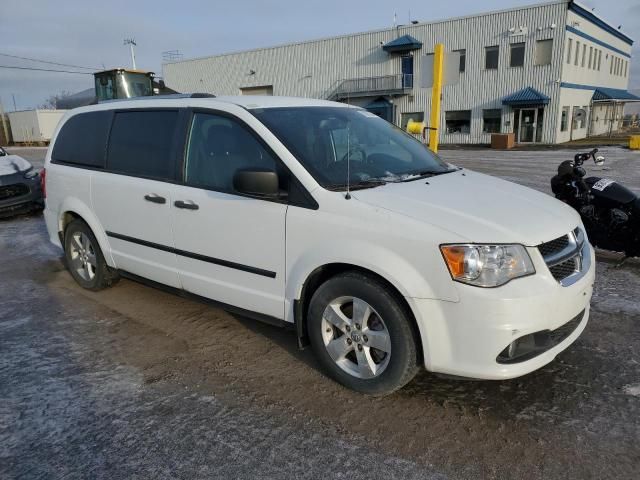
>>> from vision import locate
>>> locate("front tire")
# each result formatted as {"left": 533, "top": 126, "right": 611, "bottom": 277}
{"left": 64, "top": 219, "right": 118, "bottom": 291}
{"left": 308, "top": 271, "right": 419, "bottom": 395}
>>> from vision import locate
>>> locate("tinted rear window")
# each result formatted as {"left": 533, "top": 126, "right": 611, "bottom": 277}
{"left": 106, "top": 110, "right": 178, "bottom": 180}
{"left": 51, "top": 111, "right": 111, "bottom": 167}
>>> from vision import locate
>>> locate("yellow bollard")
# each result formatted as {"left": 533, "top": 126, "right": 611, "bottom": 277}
{"left": 429, "top": 43, "right": 445, "bottom": 153}
{"left": 630, "top": 135, "right": 640, "bottom": 150}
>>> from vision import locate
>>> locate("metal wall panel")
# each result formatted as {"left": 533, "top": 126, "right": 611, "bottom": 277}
{"left": 164, "top": 2, "right": 574, "bottom": 144}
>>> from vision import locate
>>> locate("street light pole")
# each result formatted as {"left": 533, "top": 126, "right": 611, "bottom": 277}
{"left": 124, "top": 38, "right": 137, "bottom": 70}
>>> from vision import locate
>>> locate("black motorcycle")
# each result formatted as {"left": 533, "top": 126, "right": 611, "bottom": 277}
{"left": 551, "top": 148, "right": 640, "bottom": 257}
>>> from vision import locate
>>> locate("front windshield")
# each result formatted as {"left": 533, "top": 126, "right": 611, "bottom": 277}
{"left": 252, "top": 107, "right": 450, "bottom": 189}
{"left": 116, "top": 72, "right": 153, "bottom": 98}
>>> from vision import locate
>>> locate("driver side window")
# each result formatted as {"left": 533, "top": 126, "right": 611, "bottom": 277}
{"left": 184, "top": 112, "right": 278, "bottom": 193}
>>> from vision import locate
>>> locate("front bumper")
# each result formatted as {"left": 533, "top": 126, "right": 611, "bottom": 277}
{"left": 408, "top": 243, "right": 595, "bottom": 380}
{"left": 0, "top": 173, "right": 43, "bottom": 218}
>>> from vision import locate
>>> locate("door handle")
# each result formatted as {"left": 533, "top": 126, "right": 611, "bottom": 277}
{"left": 144, "top": 194, "right": 166, "bottom": 204}
{"left": 174, "top": 200, "right": 199, "bottom": 210}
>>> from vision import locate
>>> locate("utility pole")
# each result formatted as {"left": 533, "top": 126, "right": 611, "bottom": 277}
{"left": 12, "top": 94, "right": 17, "bottom": 111}
{"left": 0, "top": 99, "right": 10, "bottom": 145}
{"left": 124, "top": 38, "right": 137, "bottom": 69}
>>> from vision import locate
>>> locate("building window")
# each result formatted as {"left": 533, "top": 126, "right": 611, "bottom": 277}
{"left": 561, "top": 106, "right": 569, "bottom": 131}
{"left": 588, "top": 46, "right": 593, "bottom": 69}
{"left": 455, "top": 49, "right": 466, "bottom": 72}
{"left": 566, "top": 38, "right": 572, "bottom": 64}
{"left": 485, "top": 46, "right": 499, "bottom": 69}
{"left": 624, "top": 60, "right": 628, "bottom": 77}
{"left": 598, "top": 50, "right": 602, "bottom": 70}
{"left": 509, "top": 43, "right": 525, "bottom": 67}
{"left": 401, "top": 55, "right": 414, "bottom": 87}
{"left": 610, "top": 56, "right": 614, "bottom": 74}
{"left": 581, "top": 44, "right": 586, "bottom": 67}
{"left": 240, "top": 85, "right": 274, "bottom": 95}
{"left": 482, "top": 109, "right": 502, "bottom": 133}
{"left": 574, "top": 41, "right": 580, "bottom": 65}
{"left": 400, "top": 112, "right": 424, "bottom": 131}
{"left": 535, "top": 39, "right": 553, "bottom": 66}
{"left": 445, "top": 110, "right": 471, "bottom": 133}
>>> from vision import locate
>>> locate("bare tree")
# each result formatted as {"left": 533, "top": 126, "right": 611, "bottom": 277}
{"left": 39, "top": 91, "right": 73, "bottom": 110}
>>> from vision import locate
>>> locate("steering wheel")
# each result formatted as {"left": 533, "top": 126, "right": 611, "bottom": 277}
{"left": 340, "top": 145, "right": 367, "bottom": 164}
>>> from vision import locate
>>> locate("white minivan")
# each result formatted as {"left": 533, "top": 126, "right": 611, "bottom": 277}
{"left": 44, "top": 95, "right": 594, "bottom": 394}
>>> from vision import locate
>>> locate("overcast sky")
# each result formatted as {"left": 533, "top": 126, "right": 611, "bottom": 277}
{"left": 1, "top": 0, "right": 638, "bottom": 110}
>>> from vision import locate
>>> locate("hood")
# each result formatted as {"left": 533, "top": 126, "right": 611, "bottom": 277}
{"left": 0, "top": 155, "right": 33, "bottom": 176}
{"left": 352, "top": 169, "right": 580, "bottom": 246}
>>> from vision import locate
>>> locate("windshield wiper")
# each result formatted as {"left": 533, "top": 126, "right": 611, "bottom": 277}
{"left": 326, "top": 178, "right": 388, "bottom": 191}
{"left": 399, "top": 168, "right": 458, "bottom": 182}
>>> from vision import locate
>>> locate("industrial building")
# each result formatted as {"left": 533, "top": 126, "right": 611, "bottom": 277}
{"left": 164, "top": 0, "right": 637, "bottom": 145}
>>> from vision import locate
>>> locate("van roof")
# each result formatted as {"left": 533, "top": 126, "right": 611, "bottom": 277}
{"left": 80, "top": 95, "right": 349, "bottom": 112}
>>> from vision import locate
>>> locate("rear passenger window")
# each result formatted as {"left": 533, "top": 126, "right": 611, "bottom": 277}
{"left": 184, "top": 112, "right": 278, "bottom": 193}
{"left": 106, "top": 110, "right": 178, "bottom": 180}
{"left": 52, "top": 111, "right": 111, "bottom": 167}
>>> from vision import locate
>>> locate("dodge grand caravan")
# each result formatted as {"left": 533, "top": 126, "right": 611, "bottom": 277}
{"left": 44, "top": 95, "right": 594, "bottom": 395}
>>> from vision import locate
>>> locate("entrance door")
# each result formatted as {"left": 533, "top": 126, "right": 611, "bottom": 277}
{"left": 515, "top": 108, "right": 545, "bottom": 143}
{"left": 365, "top": 98, "right": 393, "bottom": 123}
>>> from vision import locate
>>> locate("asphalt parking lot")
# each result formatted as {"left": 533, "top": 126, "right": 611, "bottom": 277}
{"left": 2, "top": 146, "right": 640, "bottom": 479}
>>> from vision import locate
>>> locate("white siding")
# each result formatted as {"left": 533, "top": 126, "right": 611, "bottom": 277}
{"left": 561, "top": 10, "right": 633, "bottom": 90}
{"left": 7, "top": 110, "right": 66, "bottom": 143}
{"left": 164, "top": 1, "right": 632, "bottom": 145}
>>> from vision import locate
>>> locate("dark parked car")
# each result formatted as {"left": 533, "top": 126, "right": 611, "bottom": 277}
{"left": 0, "top": 146, "right": 44, "bottom": 218}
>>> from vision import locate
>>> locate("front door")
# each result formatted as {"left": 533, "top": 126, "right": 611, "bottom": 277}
{"left": 518, "top": 108, "right": 537, "bottom": 143}
{"left": 365, "top": 98, "right": 393, "bottom": 123}
{"left": 170, "top": 109, "right": 287, "bottom": 319}
{"left": 514, "top": 107, "right": 545, "bottom": 143}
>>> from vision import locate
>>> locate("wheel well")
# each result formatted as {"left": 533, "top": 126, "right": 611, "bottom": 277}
{"left": 296, "top": 263, "right": 423, "bottom": 361}
{"left": 61, "top": 211, "right": 81, "bottom": 233}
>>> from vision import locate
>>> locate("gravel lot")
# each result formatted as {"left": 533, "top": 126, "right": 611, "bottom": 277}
{"left": 2, "top": 146, "right": 640, "bottom": 479}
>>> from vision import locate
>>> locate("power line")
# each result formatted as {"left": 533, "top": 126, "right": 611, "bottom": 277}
{"left": 0, "top": 65, "right": 93, "bottom": 74}
{"left": 0, "top": 52, "right": 100, "bottom": 71}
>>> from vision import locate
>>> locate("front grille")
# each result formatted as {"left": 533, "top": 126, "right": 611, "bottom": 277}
{"left": 0, "top": 184, "right": 29, "bottom": 201}
{"left": 549, "top": 258, "right": 579, "bottom": 281}
{"left": 537, "top": 228, "right": 588, "bottom": 286}
{"left": 538, "top": 235, "right": 569, "bottom": 258}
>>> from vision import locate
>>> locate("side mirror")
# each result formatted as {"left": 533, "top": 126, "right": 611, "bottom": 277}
{"left": 595, "top": 155, "right": 605, "bottom": 166}
{"left": 233, "top": 168, "right": 280, "bottom": 198}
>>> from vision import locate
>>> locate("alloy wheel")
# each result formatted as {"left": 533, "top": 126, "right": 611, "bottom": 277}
{"left": 69, "top": 232, "right": 97, "bottom": 282}
{"left": 320, "top": 296, "right": 391, "bottom": 379}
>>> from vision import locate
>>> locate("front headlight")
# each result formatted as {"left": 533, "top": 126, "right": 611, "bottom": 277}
{"left": 440, "top": 244, "right": 535, "bottom": 287}
{"left": 23, "top": 169, "right": 39, "bottom": 179}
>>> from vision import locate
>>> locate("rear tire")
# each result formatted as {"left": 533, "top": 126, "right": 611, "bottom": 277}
{"left": 307, "top": 271, "right": 419, "bottom": 395}
{"left": 64, "top": 219, "right": 118, "bottom": 291}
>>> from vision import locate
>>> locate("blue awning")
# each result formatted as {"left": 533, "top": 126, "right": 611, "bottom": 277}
{"left": 502, "top": 87, "right": 550, "bottom": 106}
{"left": 382, "top": 35, "right": 422, "bottom": 53}
{"left": 592, "top": 87, "right": 640, "bottom": 102}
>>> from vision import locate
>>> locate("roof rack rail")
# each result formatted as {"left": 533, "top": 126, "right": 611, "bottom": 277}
{"left": 99, "top": 93, "right": 216, "bottom": 103}
{"left": 189, "top": 93, "right": 216, "bottom": 98}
